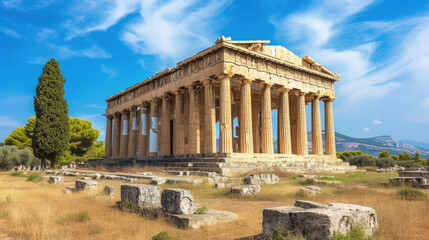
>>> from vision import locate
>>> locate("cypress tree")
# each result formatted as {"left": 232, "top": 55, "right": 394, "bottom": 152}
{"left": 32, "top": 58, "right": 70, "bottom": 168}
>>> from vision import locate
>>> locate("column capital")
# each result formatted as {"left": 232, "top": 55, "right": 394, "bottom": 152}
{"left": 322, "top": 96, "right": 336, "bottom": 102}
{"left": 261, "top": 82, "right": 273, "bottom": 88}
{"left": 202, "top": 79, "right": 212, "bottom": 86}
{"left": 120, "top": 109, "right": 129, "bottom": 114}
{"left": 139, "top": 101, "right": 149, "bottom": 108}
{"left": 105, "top": 114, "right": 113, "bottom": 118}
{"left": 314, "top": 95, "right": 322, "bottom": 100}
{"left": 216, "top": 74, "right": 232, "bottom": 81}
{"left": 276, "top": 86, "right": 291, "bottom": 93}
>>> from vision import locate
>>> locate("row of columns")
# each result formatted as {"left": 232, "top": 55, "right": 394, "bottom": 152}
{"left": 105, "top": 75, "right": 336, "bottom": 158}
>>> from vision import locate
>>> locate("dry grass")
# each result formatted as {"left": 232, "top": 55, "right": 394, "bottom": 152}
{"left": 0, "top": 171, "right": 428, "bottom": 240}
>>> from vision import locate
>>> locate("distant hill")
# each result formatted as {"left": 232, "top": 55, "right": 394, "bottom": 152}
{"left": 272, "top": 132, "right": 429, "bottom": 158}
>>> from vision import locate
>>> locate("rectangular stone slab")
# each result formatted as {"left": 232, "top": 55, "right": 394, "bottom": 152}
{"left": 167, "top": 209, "right": 238, "bottom": 229}
{"left": 121, "top": 184, "right": 161, "bottom": 207}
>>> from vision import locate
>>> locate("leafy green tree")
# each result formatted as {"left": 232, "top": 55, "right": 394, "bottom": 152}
{"left": 399, "top": 151, "right": 412, "bottom": 161}
{"left": 4, "top": 117, "right": 36, "bottom": 150}
{"left": 391, "top": 155, "right": 399, "bottom": 161}
{"left": 69, "top": 118, "right": 100, "bottom": 157}
{"left": 32, "top": 59, "right": 70, "bottom": 169}
{"left": 378, "top": 150, "right": 390, "bottom": 158}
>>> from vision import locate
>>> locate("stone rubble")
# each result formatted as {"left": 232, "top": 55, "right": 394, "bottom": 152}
{"left": 75, "top": 180, "right": 98, "bottom": 191}
{"left": 243, "top": 174, "right": 279, "bottom": 185}
{"left": 300, "top": 186, "right": 322, "bottom": 195}
{"left": 48, "top": 176, "right": 64, "bottom": 184}
{"left": 231, "top": 185, "right": 261, "bottom": 195}
{"left": 104, "top": 186, "right": 114, "bottom": 198}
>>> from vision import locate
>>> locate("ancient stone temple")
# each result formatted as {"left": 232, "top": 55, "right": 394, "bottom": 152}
{"left": 103, "top": 37, "right": 354, "bottom": 175}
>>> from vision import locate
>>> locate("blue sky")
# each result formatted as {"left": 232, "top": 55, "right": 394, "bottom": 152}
{"left": 1, "top": 0, "right": 429, "bottom": 143}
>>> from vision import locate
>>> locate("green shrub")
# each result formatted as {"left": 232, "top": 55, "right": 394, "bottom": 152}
{"left": 152, "top": 232, "right": 179, "bottom": 240}
{"left": 10, "top": 171, "right": 25, "bottom": 177}
{"left": 362, "top": 158, "right": 376, "bottom": 167}
{"left": 331, "top": 225, "right": 374, "bottom": 240}
{"left": 375, "top": 158, "right": 395, "bottom": 168}
{"left": 196, "top": 206, "right": 208, "bottom": 214}
{"left": 60, "top": 211, "right": 90, "bottom": 223}
{"left": 26, "top": 173, "right": 41, "bottom": 181}
{"left": 397, "top": 189, "right": 427, "bottom": 200}
{"left": 390, "top": 155, "right": 399, "bottom": 161}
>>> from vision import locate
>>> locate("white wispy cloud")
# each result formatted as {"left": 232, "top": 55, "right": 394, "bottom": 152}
{"left": 0, "top": 27, "right": 21, "bottom": 39}
{"left": 29, "top": 44, "right": 111, "bottom": 64}
{"left": 1, "top": 0, "right": 55, "bottom": 11}
{"left": 0, "top": 116, "right": 20, "bottom": 127}
{"left": 63, "top": 0, "right": 231, "bottom": 63}
{"left": 4, "top": 95, "right": 32, "bottom": 103}
{"left": 373, "top": 119, "right": 383, "bottom": 125}
{"left": 36, "top": 28, "right": 56, "bottom": 42}
{"left": 84, "top": 104, "right": 105, "bottom": 109}
{"left": 100, "top": 63, "right": 117, "bottom": 78}
{"left": 363, "top": 127, "right": 371, "bottom": 132}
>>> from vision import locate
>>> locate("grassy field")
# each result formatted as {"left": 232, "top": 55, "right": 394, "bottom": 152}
{"left": 0, "top": 170, "right": 428, "bottom": 240}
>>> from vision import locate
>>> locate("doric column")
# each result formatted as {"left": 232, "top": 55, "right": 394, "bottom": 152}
{"left": 202, "top": 80, "right": 216, "bottom": 153}
{"left": 119, "top": 110, "right": 129, "bottom": 158}
{"left": 312, "top": 95, "right": 323, "bottom": 155}
{"left": 105, "top": 115, "right": 113, "bottom": 158}
{"left": 160, "top": 95, "right": 171, "bottom": 155}
{"left": 261, "top": 83, "right": 274, "bottom": 154}
{"left": 278, "top": 88, "right": 292, "bottom": 154}
{"left": 239, "top": 78, "right": 253, "bottom": 153}
{"left": 113, "top": 113, "right": 121, "bottom": 158}
{"left": 138, "top": 104, "right": 148, "bottom": 157}
{"left": 173, "top": 90, "right": 185, "bottom": 155}
{"left": 127, "top": 107, "right": 137, "bottom": 157}
{"left": 149, "top": 99, "right": 159, "bottom": 156}
{"left": 188, "top": 86, "right": 200, "bottom": 153}
{"left": 219, "top": 75, "right": 233, "bottom": 153}
{"left": 324, "top": 98, "right": 336, "bottom": 155}
{"left": 252, "top": 102, "right": 260, "bottom": 153}
{"left": 296, "top": 92, "right": 308, "bottom": 155}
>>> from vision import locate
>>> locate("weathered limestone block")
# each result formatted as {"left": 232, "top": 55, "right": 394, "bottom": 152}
{"left": 64, "top": 172, "right": 80, "bottom": 176}
{"left": 243, "top": 174, "right": 279, "bottom": 185}
{"left": 62, "top": 188, "right": 72, "bottom": 194}
{"left": 48, "top": 176, "right": 64, "bottom": 184}
{"left": 121, "top": 184, "right": 161, "bottom": 207}
{"left": 92, "top": 173, "right": 102, "bottom": 179}
{"left": 168, "top": 209, "right": 238, "bottom": 229}
{"left": 75, "top": 180, "right": 98, "bottom": 191}
{"left": 262, "top": 201, "right": 378, "bottom": 240}
{"left": 166, "top": 178, "right": 192, "bottom": 184}
{"left": 230, "top": 185, "right": 261, "bottom": 195}
{"left": 105, "top": 175, "right": 121, "bottom": 180}
{"left": 300, "top": 186, "right": 322, "bottom": 195}
{"left": 161, "top": 188, "right": 196, "bottom": 215}
{"left": 151, "top": 177, "right": 166, "bottom": 185}
{"left": 125, "top": 178, "right": 137, "bottom": 182}
{"left": 215, "top": 183, "right": 226, "bottom": 189}
{"left": 81, "top": 177, "right": 91, "bottom": 180}
{"left": 104, "top": 186, "right": 114, "bottom": 197}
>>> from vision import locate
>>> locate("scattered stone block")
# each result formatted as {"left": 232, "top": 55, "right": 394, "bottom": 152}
{"left": 189, "top": 171, "right": 217, "bottom": 177}
{"left": 81, "top": 177, "right": 91, "bottom": 180}
{"left": 215, "top": 183, "right": 226, "bottom": 189}
{"left": 75, "top": 180, "right": 98, "bottom": 191}
{"left": 231, "top": 185, "right": 261, "bottom": 195}
{"left": 151, "top": 177, "right": 166, "bottom": 185}
{"left": 104, "top": 186, "right": 114, "bottom": 198}
{"left": 263, "top": 200, "right": 378, "bottom": 240}
{"left": 300, "top": 186, "right": 322, "bottom": 195}
{"left": 137, "top": 172, "right": 153, "bottom": 176}
{"left": 167, "top": 209, "right": 238, "bottom": 229}
{"left": 48, "top": 176, "right": 64, "bottom": 184}
{"left": 125, "top": 178, "right": 137, "bottom": 182}
{"left": 212, "top": 176, "right": 228, "bottom": 183}
{"left": 243, "top": 174, "right": 279, "bottom": 185}
{"left": 105, "top": 175, "right": 121, "bottom": 180}
{"left": 161, "top": 188, "right": 196, "bottom": 215}
{"left": 92, "top": 173, "right": 102, "bottom": 179}
{"left": 64, "top": 172, "right": 80, "bottom": 176}
{"left": 192, "top": 179, "right": 203, "bottom": 184}
{"left": 121, "top": 184, "right": 161, "bottom": 207}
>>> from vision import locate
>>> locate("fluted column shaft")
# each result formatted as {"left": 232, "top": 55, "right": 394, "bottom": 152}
{"left": 239, "top": 79, "right": 253, "bottom": 153}
{"left": 160, "top": 96, "right": 171, "bottom": 155}
{"left": 252, "top": 103, "right": 260, "bottom": 153}
{"left": 105, "top": 115, "right": 113, "bottom": 158}
{"left": 278, "top": 88, "right": 292, "bottom": 154}
{"left": 203, "top": 80, "right": 216, "bottom": 153}
{"left": 173, "top": 91, "right": 185, "bottom": 155}
{"left": 296, "top": 92, "right": 308, "bottom": 155}
{"left": 149, "top": 99, "right": 159, "bottom": 156}
{"left": 138, "top": 105, "right": 148, "bottom": 157}
{"left": 261, "top": 83, "right": 274, "bottom": 154}
{"left": 127, "top": 107, "right": 137, "bottom": 157}
{"left": 119, "top": 111, "right": 129, "bottom": 158}
{"left": 325, "top": 98, "right": 336, "bottom": 155}
{"left": 113, "top": 114, "right": 121, "bottom": 158}
{"left": 219, "top": 75, "right": 233, "bottom": 153}
{"left": 188, "top": 86, "right": 200, "bottom": 153}
{"left": 312, "top": 96, "right": 323, "bottom": 155}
